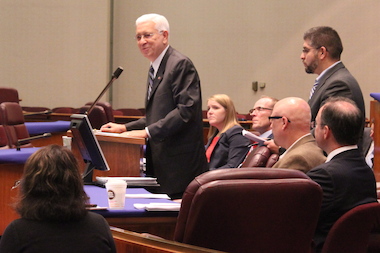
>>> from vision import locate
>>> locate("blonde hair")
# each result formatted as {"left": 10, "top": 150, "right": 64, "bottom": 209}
{"left": 207, "top": 94, "right": 240, "bottom": 139}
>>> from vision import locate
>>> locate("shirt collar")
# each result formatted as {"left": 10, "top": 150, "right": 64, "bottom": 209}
{"left": 260, "top": 129, "right": 272, "bottom": 139}
{"left": 316, "top": 61, "right": 341, "bottom": 83}
{"left": 150, "top": 45, "right": 169, "bottom": 77}
{"left": 279, "top": 133, "right": 311, "bottom": 159}
{"left": 326, "top": 145, "right": 358, "bottom": 162}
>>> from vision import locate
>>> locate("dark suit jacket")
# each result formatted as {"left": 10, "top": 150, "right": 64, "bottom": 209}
{"left": 307, "top": 149, "right": 377, "bottom": 253}
{"left": 308, "top": 62, "right": 365, "bottom": 122}
{"left": 126, "top": 46, "right": 208, "bottom": 198}
{"left": 205, "top": 125, "right": 250, "bottom": 170}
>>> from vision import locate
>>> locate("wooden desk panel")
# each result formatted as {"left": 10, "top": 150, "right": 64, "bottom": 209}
{"left": 111, "top": 227, "right": 225, "bottom": 253}
{"left": 371, "top": 100, "right": 380, "bottom": 181}
{"left": 0, "top": 163, "right": 23, "bottom": 234}
{"left": 70, "top": 132, "right": 145, "bottom": 179}
{"left": 108, "top": 217, "right": 177, "bottom": 241}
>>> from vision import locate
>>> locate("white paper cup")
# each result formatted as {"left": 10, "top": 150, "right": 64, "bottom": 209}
{"left": 105, "top": 179, "right": 127, "bottom": 209}
{"left": 62, "top": 136, "right": 72, "bottom": 150}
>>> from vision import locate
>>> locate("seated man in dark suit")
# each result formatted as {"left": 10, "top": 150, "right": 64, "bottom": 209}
{"left": 306, "top": 97, "right": 377, "bottom": 253}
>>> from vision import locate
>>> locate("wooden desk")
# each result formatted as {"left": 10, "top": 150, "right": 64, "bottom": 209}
{"left": 371, "top": 100, "right": 380, "bottom": 181}
{"left": 111, "top": 227, "right": 225, "bottom": 253}
{"left": 86, "top": 185, "right": 178, "bottom": 240}
{"left": 70, "top": 132, "right": 146, "bottom": 179}
{"left": 0, "top": 163, "right": 23, "bottom": 235}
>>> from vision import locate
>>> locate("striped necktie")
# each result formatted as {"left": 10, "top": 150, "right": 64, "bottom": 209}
{"left": 148, "top": 66, "right": 154, "bottom": 100}
{"left": 309, "top": 79, "right": 318, "bottom": 99}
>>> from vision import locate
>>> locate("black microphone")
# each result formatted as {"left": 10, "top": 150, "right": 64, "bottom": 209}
{"left": 86, "top": 66, "right": 124, "bottom": 115}
{"left": 16, "top": 133, "right": 52, "bottom": 151}
{"left": 112, "top": 67, "right": 124, "bottom": 79}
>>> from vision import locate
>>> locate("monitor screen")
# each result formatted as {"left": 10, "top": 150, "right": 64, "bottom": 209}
{"left": 70, "top": 114, "right": 110, "bottom": 182}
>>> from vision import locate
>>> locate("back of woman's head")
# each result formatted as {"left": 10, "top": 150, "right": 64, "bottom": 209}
{"left": 16, "top": 145, "right": 88, "bottom": 221}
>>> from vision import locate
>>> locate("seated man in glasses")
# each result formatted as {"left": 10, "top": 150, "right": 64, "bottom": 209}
{"left": 249, "top": 95, "right": 279, "bottom": 140}
{"left": 270, "top": 97, "right": 326, "bottom": 172}
{"left": 239, "top": 96, "right": 279, "bottom": 168}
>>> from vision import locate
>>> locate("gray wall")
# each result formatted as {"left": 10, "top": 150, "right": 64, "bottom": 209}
{"left": 1, "top": 0, "right": 379, "bottom": 118}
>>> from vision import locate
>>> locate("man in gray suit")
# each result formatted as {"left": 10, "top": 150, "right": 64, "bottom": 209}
{"left": 101, "top": 14, "right": 207, "bottom": 199}
{"left": 300, "top": 26, "right": 365, "bottom": 125}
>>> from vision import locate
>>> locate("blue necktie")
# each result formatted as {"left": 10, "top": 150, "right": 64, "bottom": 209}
{"left": 148, "top": 66, "right": 154, "bottom": 100}
{"left": 309, "top": 79, "right": 318, "bottom": 99}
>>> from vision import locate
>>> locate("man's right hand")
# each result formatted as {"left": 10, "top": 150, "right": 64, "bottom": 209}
{"left": 100, "top": 122, "right": 127, "bottom": 133}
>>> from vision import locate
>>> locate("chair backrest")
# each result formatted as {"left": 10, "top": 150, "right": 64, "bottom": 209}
{"left": 52, "top": 107, "right": 77, "bottom": 113}
{"left": 85, "top": 101, "right": 114, "bottom": 122}
{"left": 174, "top": 169, "right": 322, "bottom": 253}
{"left": 0, "top": 87, "right": 20, "bottom": 104}
{"left": 117, "top": 108, "right": 144, "bottom": 116}
{"left": 241, "top": 146, "right": 279, "bottom": 168}
{"left": 1, "top": 102, "right": 32, "bottom": 148}
{"left": 0, "top": 110, "right": 10, "bottom": 149}
{"left": 322, "top": 202, "right": 380, "bottom": 253}
{"left": 79, "top": 105, "right": 108, "bottom": 129}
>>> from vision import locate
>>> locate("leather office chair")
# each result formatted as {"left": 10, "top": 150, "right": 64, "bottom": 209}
{"left": 0, "top": 126, "right": 9, "bottom": 149}
{"left": 117, "top": 108, "right": 144, "bottom": 116}
{"left": 1, "top": 102, "right": 33, "bottom": 149}
{"left": 241, "top": 145, "right": 279, "bottom": 168}
{"left": 85, "top": 101, "right": 115, "bottom": 123}
{"left": 174, "top": 168, "right": 322, "bottom": 253}
{"left": 52, "top": 107, "right": 77, "bottom": 113}
{"left": 79, "top": 105, "right": 108, "bottom": 129}
{"left": 0, "top": 87, "right": 20, "bottom": 103}
{"left": 321, "top": 202, "right": 380, "bottom": 253}
{"left": 0, "top": 111, "right": 10, "bottom": 149}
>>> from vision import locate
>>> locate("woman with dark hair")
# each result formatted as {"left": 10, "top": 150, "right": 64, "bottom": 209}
{"left": 0, "top": 145, "right": 116, "bottom": 253}
{"left": 205, "top": 94, "right": 250, "bottom": 170}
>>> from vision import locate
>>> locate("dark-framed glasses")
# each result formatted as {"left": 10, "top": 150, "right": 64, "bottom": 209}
{"left": 268, "top": 116, "right": 291, "bottom": 123}
{"left": 249, "top": 107, "right": 272, "bottom": 114}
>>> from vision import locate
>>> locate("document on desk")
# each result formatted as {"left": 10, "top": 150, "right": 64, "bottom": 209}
{"left": 126, "top": 193, "right": 170, "bottom": 199}
{"left": 94, "top": 130, "right": 122, "bottom": 137}
{"left": 134, "top": 203, "right": 181, "bottom": 211}
{"left": 96, "top": 176, "right": 158, "bottom": 187}
{"left": 242, "top": 130, "right": 267, "bottom": 144}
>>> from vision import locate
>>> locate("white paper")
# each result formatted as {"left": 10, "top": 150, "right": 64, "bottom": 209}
{"left": 96, "top": 176, "right": 158, "bottom": 186}
{"left": 242, "top": 130, "right": 267, "bottom": 144}
{"left": 126, "top": 193, "right": 170, "bottom": 199}
{"left": 94, "top": 131, "right": 122, "bottom": 137}
{"left": 133, "top": 202, "right": 181, "bottom": 211}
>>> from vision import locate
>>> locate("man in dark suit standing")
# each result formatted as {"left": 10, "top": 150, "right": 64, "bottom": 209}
{"left": 307, "top": 97, "right": 377, "bottom": 253}
{"left": 101, "top": 14, "right": 207, "bottom": 199}
{"left": 300, "top": 26, "right": 365, "bottom": 125}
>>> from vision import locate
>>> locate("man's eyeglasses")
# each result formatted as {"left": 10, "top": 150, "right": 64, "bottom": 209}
{"left": 310, "top": 121, "right": 326, "bottom": 129}
{"left": 135, "top": 31, "right": 163, "bottom": 41}
{"left": 268, "top": 116, "right": 291, "bottom": 123}
{"left": 249, "top": 107, "right": 272, "bottom": 114}
{"left": 302, "top": 46, "right": 327, "bottom": 54}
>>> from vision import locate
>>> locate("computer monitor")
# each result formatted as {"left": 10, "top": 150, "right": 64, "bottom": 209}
{"left": 70, "top": 114, "right": 110, "bottom": 183}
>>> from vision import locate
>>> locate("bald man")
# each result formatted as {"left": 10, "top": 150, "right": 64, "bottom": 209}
{"left": 270, "top": 97, "right": 326, "bottom": 172}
